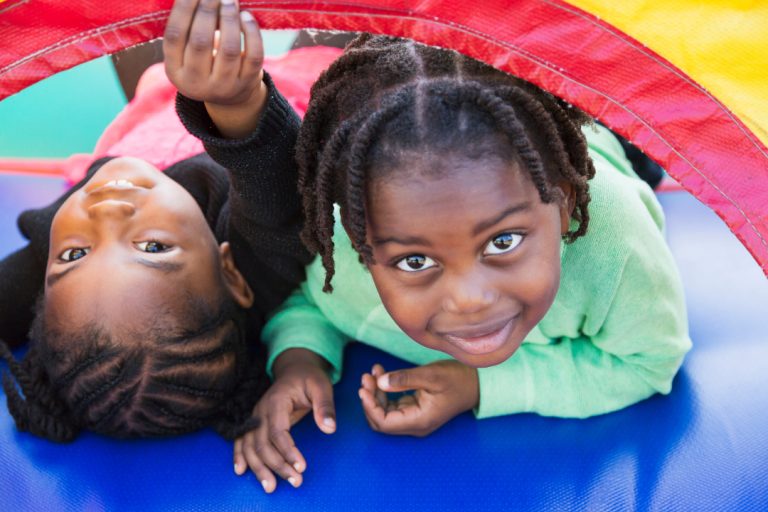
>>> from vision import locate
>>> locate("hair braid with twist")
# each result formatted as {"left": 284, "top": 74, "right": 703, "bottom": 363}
{"left": 0, "top": 293, "right": 267, "bottom": 442}
{"left": 296, "top": 34, "right": 595, "bottom": 289}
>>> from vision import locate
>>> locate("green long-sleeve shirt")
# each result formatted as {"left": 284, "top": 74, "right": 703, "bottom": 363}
{"left": 263, "top": 125, "right": 691, "bottom": 419}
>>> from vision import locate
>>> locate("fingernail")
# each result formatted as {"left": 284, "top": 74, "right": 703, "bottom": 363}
{"left": 240, "top": 10, "right": 254, "bottom": 22}
{"left": 221, "top": 0, "right": 235, "bottom": 4}
{"left": 323, "top": 417, "right": 336, "bottom": 429}
{"left": 261, "top": 480, "right": 270, "bottom": 492}
{"left": 234, "top": 463, "right": 240, "bottom": 474}
{"left": 378, "top": 374, "right": 389, "bottom": 389}
{"left": 293, "top": 462, "right": 302, "bottom": 472}
{"left": 288, "top": 476, "right": 298, "bottom": 487}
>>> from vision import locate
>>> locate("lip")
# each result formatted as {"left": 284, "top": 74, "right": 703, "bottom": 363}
{"left": 438, "top": 316, "right": 517, "bottom": 356}
{"left": 85, "top": 181, "right": 148, "bottom": 206}
{"left": 85, "top": 177, "right": 153, "bottom": 195}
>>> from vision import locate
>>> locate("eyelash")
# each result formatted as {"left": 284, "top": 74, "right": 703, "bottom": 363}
{"left": 57, "top": 240, "right": 172, "bottom": 262}
{"left": 392, "top": 232, "right": 525, "bottom": 273}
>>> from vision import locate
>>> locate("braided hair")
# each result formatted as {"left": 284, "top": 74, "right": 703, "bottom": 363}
{"left": 296, "top": 34, "right": 596, "bottom": 292}
{"left": 0, "top": 292, "right": 267, "bottom": 442}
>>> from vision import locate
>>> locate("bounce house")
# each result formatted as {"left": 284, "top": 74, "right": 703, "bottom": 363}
{"left": 1, "top": 1, "right": 766, "bottom": 510}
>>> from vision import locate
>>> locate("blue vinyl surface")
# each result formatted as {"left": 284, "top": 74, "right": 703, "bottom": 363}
{"left": 1, "top": 174, "right": 767, "bottom": 511}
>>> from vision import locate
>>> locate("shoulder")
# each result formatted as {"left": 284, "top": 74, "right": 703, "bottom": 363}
{"left": 303, "top": 208, "right": 382, "bottom": 314}
{"left": 550, "top": 126, "right": 676, "bottom": 328}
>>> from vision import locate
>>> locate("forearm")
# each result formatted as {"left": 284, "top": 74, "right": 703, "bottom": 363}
{"left": 263, "top": 287, "right": 351, "bottom": 384}
{"left": 475, "top": 337, "right": 684, "bottom": 419}
{"left": 176, "top": 73, "right": 305, "bottom": 243}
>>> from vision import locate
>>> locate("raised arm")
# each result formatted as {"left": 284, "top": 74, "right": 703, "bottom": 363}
{"left": 165, "top": 0, "right": 311, "bottom": 312}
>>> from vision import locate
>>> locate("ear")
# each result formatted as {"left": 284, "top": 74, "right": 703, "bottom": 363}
{"left": 557, "top": 182, "right": 576, "bottom": 236}
{"left": 218, "top": 242, "right": 254, "bottom": 309}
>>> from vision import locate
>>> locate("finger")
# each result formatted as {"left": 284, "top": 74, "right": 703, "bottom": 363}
{"left": 358, "top": 387, "right": 387, "bottom": 430}
{"left": 163, "top": 0, "right": 199, "bottom": 71}
{"left": 211, "top": 0, "right": 242, "bottom": 81}
{"left": 370, "top": 364, "right": 388, "bottom": 406}
{"left": 264, "top": 395, "right": 308, "bottom": 474}
{"left": 249, "top": 433, "right": 303, "bottom": 488}
{"left": 233, "top": 437, "right": 247, "bottom": 475}
{"left": 307, "top": 375, "right": 337, "bottom": 434}
{"left": 360, "top": 372, "right": 376, "bottom": 393}
{"left": 378, "top": 366, "right": 437, "bottom": 393}
{"left": 374, "top": 397, "right": 426, "bottom": 435}
{"left": 268, "top": 424, "right": 307, "bottom": 474}
{"left": 239, "top": 10, "right": 264, "bottom": 81}
{"left": 183, "top": 0, "right": 219, "bottom": 77}
{"left": 241, "top": 434, "right": 279, "bottom": 493}
{"left": 387, "top": 393, "right": 418, "bottom": 413}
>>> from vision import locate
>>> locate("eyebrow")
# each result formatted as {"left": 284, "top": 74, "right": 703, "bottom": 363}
{"left": 371, "top": 234, "right": 432, "bottom": 247}
{"left": 371, "top": 202, "right": 532, "bottom": 247}
{"left": 46, "top": 258, "right": 184, "bottom": 288}
{"left": 471, "top": 202, "right": 532, "bottom": 236}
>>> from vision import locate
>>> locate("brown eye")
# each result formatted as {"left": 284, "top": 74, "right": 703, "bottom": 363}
{"left": 396, "top": 254, "right": 437, "bottom": 272}
{"left": 59, "top": 247, "right": 90, "bottom": 262}
{"left": 484, "top": 233, "right": 523, "bottom": 255}
{"left": 135, "top": 241, "right": 171, "bottom": 253}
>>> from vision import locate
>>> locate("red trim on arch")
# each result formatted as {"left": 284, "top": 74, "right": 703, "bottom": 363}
{"left": 1, "top": 0, "right": 766, "bottom": 275}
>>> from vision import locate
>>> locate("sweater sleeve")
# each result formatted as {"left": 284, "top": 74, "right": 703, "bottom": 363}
{"left": 261, "top": 285, "right": 351, "bottom": 384}
{"left": 475, "top": 240, "right": 691, "bottom": 419}
{"left": 0, "top": 244, "right": 45, "bottom": 348}
{"left": 175, "top": 73, "right": 312, "bottom": 314}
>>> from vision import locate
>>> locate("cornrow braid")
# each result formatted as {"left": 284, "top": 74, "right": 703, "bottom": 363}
{"left": 0, "top": 293, "right": 267, "bottom": 442}
{"left": 295, "top": 34, "right": 596, "bottom": 289}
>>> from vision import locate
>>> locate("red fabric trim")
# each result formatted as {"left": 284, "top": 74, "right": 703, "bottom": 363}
{"left": 1, "top": 0, "right": 766, "bottom": 275}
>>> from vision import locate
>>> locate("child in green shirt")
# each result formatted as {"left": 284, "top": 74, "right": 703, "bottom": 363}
{"left": 233, "top": 35, "right": 690, "bottom": 493}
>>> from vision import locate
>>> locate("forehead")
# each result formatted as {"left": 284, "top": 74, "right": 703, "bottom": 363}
{"left": 367, "top": 153, "right": 539, "bottom": 229}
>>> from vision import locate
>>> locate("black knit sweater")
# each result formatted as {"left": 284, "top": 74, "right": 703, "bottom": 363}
{"left": 0, "top": 73, "right": 311, "bottom": 349}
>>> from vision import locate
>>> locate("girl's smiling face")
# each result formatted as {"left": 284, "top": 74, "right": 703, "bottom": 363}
{"left": 364, "top": 153, "right": 572, "bottom": 368}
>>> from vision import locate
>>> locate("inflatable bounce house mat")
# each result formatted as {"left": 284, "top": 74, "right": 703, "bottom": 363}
{"left": 1, "top": 173, "right": 767, "bottom": 511}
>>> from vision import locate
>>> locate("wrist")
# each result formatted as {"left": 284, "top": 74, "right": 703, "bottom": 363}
{"left": 273, "top": 348, "right": 331, "bottom": 379}
{"left": 204, "top": 75, "right": 268, "bottom": 139}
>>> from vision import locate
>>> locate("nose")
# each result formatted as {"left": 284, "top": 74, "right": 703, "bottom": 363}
{"left": 442, "top": 268, "right": 499, "bottom": 315}
{"left": 87, "top": 199, "right": 136, "bottom": 222}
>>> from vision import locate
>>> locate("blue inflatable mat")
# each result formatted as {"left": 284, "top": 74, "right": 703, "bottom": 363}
{"left": 1, "top": 173, "right": 766, "bottom": 511}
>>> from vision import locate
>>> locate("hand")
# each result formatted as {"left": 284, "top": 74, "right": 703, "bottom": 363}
{"left": 233, "top": 349, "right": 336, "bottom": 493}
{"left": 163, "top": 0, "right": 268, "bottom": 138}
{"left": 358, "top": 361, "right": 479, "bottom": 437}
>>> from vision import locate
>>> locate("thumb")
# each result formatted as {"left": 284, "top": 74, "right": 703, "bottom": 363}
{"left": 378, "top": 366, "right": 440, "bottom": 393}
{"left": 306, "top": 375, "right": 337, "bottom": 434}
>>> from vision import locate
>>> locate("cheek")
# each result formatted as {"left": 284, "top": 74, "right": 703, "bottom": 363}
{"left": 510, "top": 241, "right": 562, "bottom": 310}
{"left": 368, "top": 266, "right": 435, "bottom": 337}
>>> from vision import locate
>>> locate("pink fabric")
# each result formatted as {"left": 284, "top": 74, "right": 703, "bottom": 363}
{"left": 73, "top": 46, "right": 342, "bottom": 184}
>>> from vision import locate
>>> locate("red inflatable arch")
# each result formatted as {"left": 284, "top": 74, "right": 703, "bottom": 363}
{"left": 1, "top": 0, "right": 766, "bottom": 275}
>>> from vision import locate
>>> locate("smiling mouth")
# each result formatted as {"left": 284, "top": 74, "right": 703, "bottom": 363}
{"left": 439, "top": 316, "right": 517, "bottom": 356}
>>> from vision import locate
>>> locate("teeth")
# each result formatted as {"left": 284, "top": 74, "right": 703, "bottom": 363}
{"left": 106, "top": 179, "right": 134, "bottom": 188}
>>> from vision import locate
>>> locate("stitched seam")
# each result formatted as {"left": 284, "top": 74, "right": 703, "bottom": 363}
{"left": 2, "top": 3, "right": 765, "bottom": 250}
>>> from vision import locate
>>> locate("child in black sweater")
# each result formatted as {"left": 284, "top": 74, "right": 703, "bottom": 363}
{"left": 0, "top": 0, "right": 310, "bottom": 441}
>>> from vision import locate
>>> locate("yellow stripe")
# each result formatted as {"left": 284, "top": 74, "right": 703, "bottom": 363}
{"left": 570, "top": 0, "right": 768, "bottom": 146}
